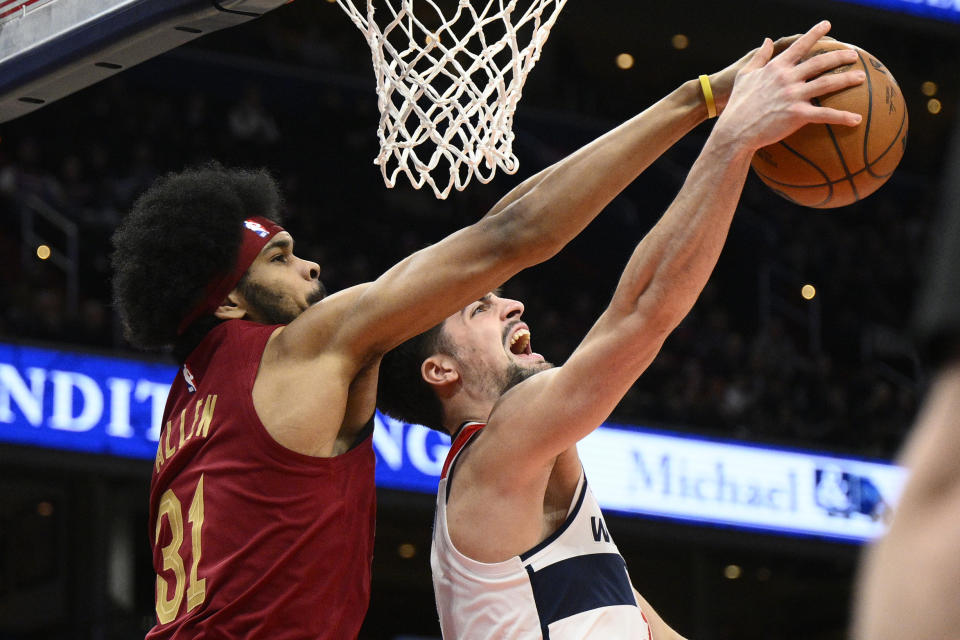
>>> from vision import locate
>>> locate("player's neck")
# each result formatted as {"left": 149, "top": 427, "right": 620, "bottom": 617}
{"left": 443, "top": 399, "right": 495, "bottom": 437}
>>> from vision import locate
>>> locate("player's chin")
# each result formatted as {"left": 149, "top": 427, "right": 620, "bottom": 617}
{"left": 518, "top": 356, "right": 552, "bottom": 372}
{"left": 502, "top": 361, "right": 550, "bottom": 394}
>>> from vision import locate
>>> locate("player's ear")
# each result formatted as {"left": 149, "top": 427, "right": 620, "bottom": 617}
{"left": 422, "top": 354, "right": 459, "bottom": 388}
{"left": 214, "top": 290, "right": 247, "bottom": 321}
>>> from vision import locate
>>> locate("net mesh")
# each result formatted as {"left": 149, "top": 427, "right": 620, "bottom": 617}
{"left": 336, "top": 0, "right": 567, "bottom": 199}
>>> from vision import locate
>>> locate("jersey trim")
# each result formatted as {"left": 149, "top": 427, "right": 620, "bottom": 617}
{"left": 525, "top": 552, "right": 636, "bottom": 629}
{"left": 440, "top": 421, "right": 485, "bottom": 479}
{"left": 441, "top": 421, "right": 485, "bottom": 501}
{"left": 519, "top": 476, "right": 589, "bottom": 561}
{"left": 524, "top": 564, "right": 552, "bottom": 640}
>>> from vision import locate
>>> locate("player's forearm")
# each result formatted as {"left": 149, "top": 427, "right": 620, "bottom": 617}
{"left": 608, "top": 124, "right": 754, "bottom": 334}
{"left": 485, "top": 79, "right": 710, "bottom": 260}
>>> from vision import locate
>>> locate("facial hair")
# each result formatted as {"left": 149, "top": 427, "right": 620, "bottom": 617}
{"left": 500, "top": 360, "right": 551, "bottom": 395}
{"left": 239, "top": 279, "right": 326, "bottom": 325}
{"left": 498, "top": 320, "right": 550, "bottom": 394}
{"left": 457, "top": 344, "right": 550, "bottom": 397}
{"left": 307, "top": 280, "right": 327, "bottom": 305}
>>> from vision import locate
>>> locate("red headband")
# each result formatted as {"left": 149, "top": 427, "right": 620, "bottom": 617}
{"left": 177, "top": 216, "right": 285, "bottom": 335}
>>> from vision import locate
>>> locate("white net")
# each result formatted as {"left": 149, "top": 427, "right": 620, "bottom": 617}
{"left": 336, "top": 0, "right": 567, "bottom": 199}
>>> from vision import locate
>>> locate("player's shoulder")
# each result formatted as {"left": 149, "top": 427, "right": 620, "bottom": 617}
{"left": 190, "top": 318, "right": 274, "bottom": 360}
{"left": 268, "top": 283, "right": 372, "bottom": 359}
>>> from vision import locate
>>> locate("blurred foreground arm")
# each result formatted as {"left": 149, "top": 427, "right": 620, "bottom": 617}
{"left": 853, "top": 103, "right": 960, "bottom": 640}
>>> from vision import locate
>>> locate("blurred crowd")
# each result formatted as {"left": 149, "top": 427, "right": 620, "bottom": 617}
{"left": 0, "top": 13, "right": 935, "bottom": 462}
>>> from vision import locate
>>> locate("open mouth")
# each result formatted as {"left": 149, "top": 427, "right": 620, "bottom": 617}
{"left": 508, "top": 328, "right": 532, "bottom": 356}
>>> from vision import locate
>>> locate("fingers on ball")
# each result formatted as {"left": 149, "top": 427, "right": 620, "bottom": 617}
{"left": 798, "top": 48, "right": 859, "bottom": 78}
{"left": 805, "top": 70, "right": 866, "bottom": 99}
{"left": 787, "top": 21, "right": 832, "bottom": 59}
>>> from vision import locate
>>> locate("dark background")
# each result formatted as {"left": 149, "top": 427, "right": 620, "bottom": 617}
{"left": 0, "top": 0, "right": 957, "bottom": 638}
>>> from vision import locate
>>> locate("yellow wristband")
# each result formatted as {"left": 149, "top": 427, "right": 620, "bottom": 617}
{"left": 699, "top": 74, "right": 717, "bottom": 119}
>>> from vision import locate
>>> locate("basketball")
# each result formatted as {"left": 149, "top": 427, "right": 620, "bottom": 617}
{"left": 750, "top": 40, "right": 908, "bottom": 209}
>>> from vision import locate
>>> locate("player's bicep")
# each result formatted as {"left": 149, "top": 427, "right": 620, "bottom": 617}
{"left": 333, "top": 219, "right": 529, "bottom": 360}
{"left": 271, "top": 224, "right": 521, "bottom": 371}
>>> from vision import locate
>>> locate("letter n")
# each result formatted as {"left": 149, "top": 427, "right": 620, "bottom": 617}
{"left": 195, "top": 395, "right": 218, "bottom": 438}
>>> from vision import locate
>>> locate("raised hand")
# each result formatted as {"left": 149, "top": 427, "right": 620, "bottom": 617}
{"left": 707, "top": 32, "right": 825, "bottom": 114}
{"left": 713, "top": 20, "right": 864, "bottom": 151}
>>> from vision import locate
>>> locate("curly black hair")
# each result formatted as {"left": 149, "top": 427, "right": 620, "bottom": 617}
{"left": 377, "top": 323, "right": 453, "bottom": 433}
{"left": 110, "top": 162, "right": 284, "bottom": 350}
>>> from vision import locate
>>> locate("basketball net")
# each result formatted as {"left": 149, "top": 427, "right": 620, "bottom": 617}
{"left": 336, "top": 0, "right": 567, "bottom": 199}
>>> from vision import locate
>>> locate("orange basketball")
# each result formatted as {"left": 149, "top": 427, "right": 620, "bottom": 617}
{"left": 750, "top": 40, "right": 908, "bottom": 209}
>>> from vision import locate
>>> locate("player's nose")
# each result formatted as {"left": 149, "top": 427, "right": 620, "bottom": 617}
{"left": 500, "top": 297, "right": 524, "bottom": 320}
{"left": 299, "top": 257, "right": 320, "bottom": 280}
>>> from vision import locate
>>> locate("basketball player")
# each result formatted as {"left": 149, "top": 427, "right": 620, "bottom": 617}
{"left": 112, "top": 20, "right": 857, "bottom": 638}
{"left": 851, "top": 105, "right": 960, "bottom": 640}
{"left": 377, "top": 23, "right": 864, "bottom": 639}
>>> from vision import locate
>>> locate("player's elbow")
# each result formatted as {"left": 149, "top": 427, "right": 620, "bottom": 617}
{"left": 613, "top": 286, "right": 690, "bottom": 342}
{"left": 599, "top": 305, "right": 675, "bottom": 373}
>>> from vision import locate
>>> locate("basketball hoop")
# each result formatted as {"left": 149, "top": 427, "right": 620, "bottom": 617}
{"left": 336, "top": 0, "right": 567, "bottom": 199}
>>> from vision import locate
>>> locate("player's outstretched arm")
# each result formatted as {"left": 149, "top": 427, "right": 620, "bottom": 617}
{"left": 274, "top": 39, "right": 785, "bottom": 367}
{"left": 484, "top": 20, "right": 865, "bottom": 476}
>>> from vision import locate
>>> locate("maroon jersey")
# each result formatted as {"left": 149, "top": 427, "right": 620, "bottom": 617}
{"left": 147, "top": 320, "right": 376, "bottom": 639}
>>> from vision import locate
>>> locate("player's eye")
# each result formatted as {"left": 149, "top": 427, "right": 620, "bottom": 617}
{"left": 271, "top": 254, "right": 288, "bottom": 263}
{"left": 471, "top": 303, "right": 488, "bottom": 316}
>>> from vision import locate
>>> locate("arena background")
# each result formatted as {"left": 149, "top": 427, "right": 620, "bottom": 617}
{"left": 0, "top": 0, "right": 957, "bottom": 638}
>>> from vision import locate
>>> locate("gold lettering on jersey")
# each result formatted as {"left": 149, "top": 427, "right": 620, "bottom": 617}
{"left": 155, "top": 439, "right": 165, "bottom": 472}
{"left": 154, "top": 394, "right": 219, "bottom": 473}
{"left": 164, "top": 419, "right": 177, "bottom": 459}
{"left": 177, "top": 408, "right": 190, "bottom": 448}
{"left": 195, "top": 395, "right": 217, "bottom": 438}
{"left": 184, "top": 396, "right": 204, "bottom": 440}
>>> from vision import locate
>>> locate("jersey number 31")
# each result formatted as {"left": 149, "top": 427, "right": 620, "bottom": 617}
{"left": 154, "top": 475, "right": 206, "bottom": 624}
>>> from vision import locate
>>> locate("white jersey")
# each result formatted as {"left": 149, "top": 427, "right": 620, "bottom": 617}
{"left": 432, "top": 423, "right": 652, "bottom": 639}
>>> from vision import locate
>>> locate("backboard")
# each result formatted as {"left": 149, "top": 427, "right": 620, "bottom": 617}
{"left": 0, "top": 0, "right": 289, "bottom": 123}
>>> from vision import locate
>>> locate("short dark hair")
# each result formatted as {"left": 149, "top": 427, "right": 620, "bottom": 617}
{"left": 111, "top": 162, "right": 284, "bottom": 350}
{"left": 377, "top": 323, "right": 452, "bottom": 433}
